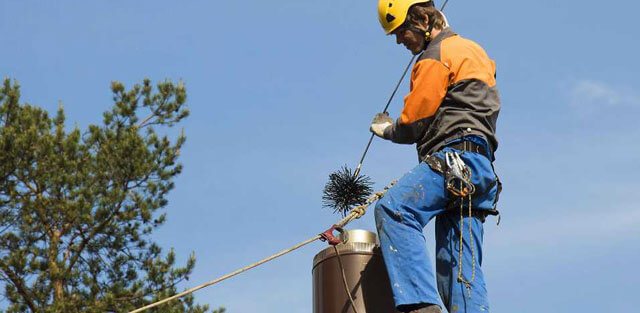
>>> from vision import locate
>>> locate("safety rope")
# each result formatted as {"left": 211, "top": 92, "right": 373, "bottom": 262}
{"left": 334, "top": 245, "right": 360, "bottom": 313}
{"left": 456, "top": 185, "right": 476, "bottom": 298}
{"left": 128, "top": 181, "right": 396, "bottom": 313}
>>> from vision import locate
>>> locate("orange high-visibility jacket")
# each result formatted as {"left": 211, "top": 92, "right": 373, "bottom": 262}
{"left": 383, "top": 27, "right": 500, "bottom": 161}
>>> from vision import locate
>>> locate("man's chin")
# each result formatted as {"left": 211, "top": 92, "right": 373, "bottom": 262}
{"left": 401, "top": 43, "right": 422, "bottom": 55}
{"left": 405, "top": 45, "right": 422, "bottom": 55}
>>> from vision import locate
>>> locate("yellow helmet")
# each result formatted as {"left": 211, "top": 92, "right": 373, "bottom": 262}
{"left": 377, "top": 0, "right": 433, "bottom": 34}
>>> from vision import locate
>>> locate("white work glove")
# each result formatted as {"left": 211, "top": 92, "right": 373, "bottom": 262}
{"left": 370, "top": 112, "right": 393, "bottom": 139}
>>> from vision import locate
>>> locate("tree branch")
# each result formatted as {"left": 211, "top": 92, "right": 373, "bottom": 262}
{"left": 64, "top": 195, "right": 126, "bottom": 278}
{"left": 0, "top": 260, "right": 38, "bottom": 312}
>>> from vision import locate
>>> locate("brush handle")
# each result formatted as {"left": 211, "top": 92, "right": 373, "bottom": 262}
{"left": 354, "top": 54, "right": 416, "bottom": 177}
{"left": 354, "top": 134, "right": 375, "bottom": 177}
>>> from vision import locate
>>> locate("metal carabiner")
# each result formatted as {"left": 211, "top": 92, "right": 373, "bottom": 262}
{"left": 320, "top": 225, "right": 345, "bottom": 246}
{"left": 445, "top": 151, "right": 475, "bottom": 197}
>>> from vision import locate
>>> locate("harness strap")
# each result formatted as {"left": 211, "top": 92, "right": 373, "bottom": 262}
{"left": 445, "top": 141, "right": 489, "bottom": 159}
{"left": 424, "top": 154, "right": 446, "bottom": 174}
{"left": 423, "top": 150, "right": 500, "bottom": 217}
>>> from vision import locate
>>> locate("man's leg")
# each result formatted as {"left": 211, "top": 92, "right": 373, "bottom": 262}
{"left": 435, "top": 211, "right": 490, "bottom": 313}
{"left": 374, "top": 163, "right": 448, "bottom": 310}
{"left": 434, "top": 139, "right": 498, "bottom": 312}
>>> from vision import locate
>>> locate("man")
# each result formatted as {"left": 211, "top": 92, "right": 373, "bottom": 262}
{"left": 371, "top": 1, "right": 501, "bottom": 313}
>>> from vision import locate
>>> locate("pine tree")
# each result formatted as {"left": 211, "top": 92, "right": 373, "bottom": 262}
{"left": 0, "top": 79, "right": 221, "bottom": 312}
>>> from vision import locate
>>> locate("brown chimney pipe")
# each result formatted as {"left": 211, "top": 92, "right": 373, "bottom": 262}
{"left": 312, "top": 229, "right": 400, "bottom": 313}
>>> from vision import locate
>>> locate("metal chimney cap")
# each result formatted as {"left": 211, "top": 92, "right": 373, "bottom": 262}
{"left": 339, "top": 229, "right": 378, "bottom": 244}
{"left": 313, "top": 229, "right": 380, "bottom": 269}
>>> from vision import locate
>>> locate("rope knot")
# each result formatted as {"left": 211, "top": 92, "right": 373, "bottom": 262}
{"left": 351, "top": 206, "right": 366, "bottom": 218}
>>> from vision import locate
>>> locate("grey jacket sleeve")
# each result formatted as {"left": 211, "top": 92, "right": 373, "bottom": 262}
{"left": 383, "top": 118, "right": 420, "bottom": 144}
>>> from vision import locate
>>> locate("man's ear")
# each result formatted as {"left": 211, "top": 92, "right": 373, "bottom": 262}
{"left": 420, "top": 14, "right": 430, "bottom": 31}
{"left": 413, "top": 15, "right": 429, "bottom": 31}
{"left": 408, "top": 13, "right": 429, "bottom": 32}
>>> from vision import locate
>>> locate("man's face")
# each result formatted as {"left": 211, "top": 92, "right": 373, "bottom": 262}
{"left": 392, "top": 26, "right": 424, "bottom": 55}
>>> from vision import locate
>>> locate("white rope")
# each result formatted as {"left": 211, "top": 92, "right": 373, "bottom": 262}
{"left": 128, "top": 181, "right": 396, "bottom": 313}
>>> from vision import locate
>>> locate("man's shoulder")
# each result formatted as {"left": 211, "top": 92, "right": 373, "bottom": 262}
{"left": 441, "top": 33, "right": 488, "bottom": 55}
{"left": 417, "top": 28, "right": 458, "bottom": 63}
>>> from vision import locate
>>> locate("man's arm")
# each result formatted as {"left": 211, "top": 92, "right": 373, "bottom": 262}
{"left": 375, "top": 58, "right": 450, "bottom": 143}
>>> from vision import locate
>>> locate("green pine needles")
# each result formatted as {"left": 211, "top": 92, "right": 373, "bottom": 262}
{"left": 0, "top": 79, "right": 221, "bottom": 313}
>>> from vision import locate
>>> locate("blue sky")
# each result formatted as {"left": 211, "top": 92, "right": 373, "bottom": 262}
{"left": 2, "top": 1, "right": 639, "bottom": 312}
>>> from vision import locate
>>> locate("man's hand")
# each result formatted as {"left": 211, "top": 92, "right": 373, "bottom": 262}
{"left": 370, "top": 112, "right": 393, "bottom": 139}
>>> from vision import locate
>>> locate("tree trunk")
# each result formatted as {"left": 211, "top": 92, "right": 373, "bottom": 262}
{"left": 50, "top": 228, "right": 64, "bottom": 303}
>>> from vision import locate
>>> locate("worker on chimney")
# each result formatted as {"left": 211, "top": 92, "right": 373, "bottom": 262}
{"left": 370, "top": 1, "right": 501, "bottom": 312}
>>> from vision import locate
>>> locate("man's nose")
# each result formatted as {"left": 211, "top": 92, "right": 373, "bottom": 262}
{"left": 395, "top": 33, "right": 401, "bottom": 45}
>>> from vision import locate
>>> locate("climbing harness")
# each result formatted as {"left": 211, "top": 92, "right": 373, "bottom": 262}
{"left": 128, "top": 181, "right": 396, "bottom": 313}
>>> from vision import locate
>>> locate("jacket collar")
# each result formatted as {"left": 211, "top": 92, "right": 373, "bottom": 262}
{"left": 426, "top": 27, "right": 456, "bottom": 48}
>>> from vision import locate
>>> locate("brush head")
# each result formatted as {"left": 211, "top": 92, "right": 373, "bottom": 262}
{"left": 322, "top": 166, "right": 374, "bottom": 216}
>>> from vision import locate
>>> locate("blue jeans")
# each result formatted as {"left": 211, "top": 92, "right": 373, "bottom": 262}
{"left": 375, "top": 137, "right": 499, "bottom": 313}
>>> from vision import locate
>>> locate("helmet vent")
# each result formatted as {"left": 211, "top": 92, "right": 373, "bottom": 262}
{"left": 388, "top": 2, "right": 393, "bottom": 7}
{"left": 386, "top": 13, "right": 396, "bottom": 23}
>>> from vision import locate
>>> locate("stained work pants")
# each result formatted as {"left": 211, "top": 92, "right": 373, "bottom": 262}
{"left": 375, "top": 137, "right": 499, "bottom": 313}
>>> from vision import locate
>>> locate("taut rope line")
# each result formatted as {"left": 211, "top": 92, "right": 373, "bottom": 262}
{"left": 129, "top": 181, "right": 396, "bottom": 313}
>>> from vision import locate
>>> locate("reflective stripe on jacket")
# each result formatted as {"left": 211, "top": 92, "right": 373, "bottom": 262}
{"left": 383, "top": 27, "right": 500, "bottom": 161}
